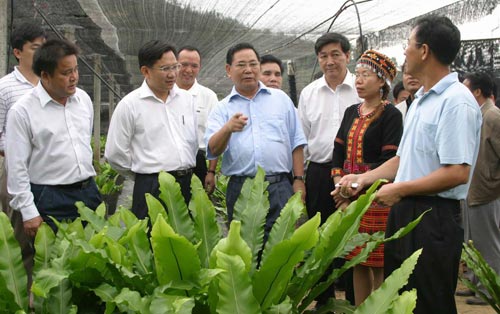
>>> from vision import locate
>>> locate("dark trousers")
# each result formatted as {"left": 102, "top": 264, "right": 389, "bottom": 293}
{"left": 194, "top": 150, "right": 208, "bottom": 183}
{"left": 305, "top": 162, "right": 335, "bottom": 223}
{"left": 226, "top": 173, "right": 293, "bottom": 238}
{"left": 132, "top": 172, "right": 192, "bottom": 219}
{"left": 306, "top": 162, "right": 354, "bottom": 306}
{"left": 31, "top": 178, "right": 102, "bottom": 232}
{"left": 385, "top": 196, "right": 462, "bottom": 314}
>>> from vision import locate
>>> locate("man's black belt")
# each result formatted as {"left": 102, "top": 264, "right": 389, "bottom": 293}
{"left": 230, "top": 172, "right": 290, "bottom": 184}
{"left": 54, "top": 177, "right": 92, "bottom": 189}
{"left": 167, "top": 168, "right": 194, "bottom": 178}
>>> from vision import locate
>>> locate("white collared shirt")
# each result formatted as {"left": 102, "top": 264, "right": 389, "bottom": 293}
{"left": 298, "top": 72, "right": 361, "bottom": 163}
{"left": 105, "top": 81, "right": 197, "bottom": 177}
{"left": 0, "top": 67, "right": 37, "bottom": 151}
{"left": 183, "top": 80, "right": 218, "bottom": 151}
{"left": 6, "top": 84, "right": 96, "bottom": 221}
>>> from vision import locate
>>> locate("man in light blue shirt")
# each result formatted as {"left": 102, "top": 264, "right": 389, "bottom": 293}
{"left": 205, "top": 42, "right": 306, "bottom": 234}
{"left": 337, "top": 16, "right": 482, "bottom": 314}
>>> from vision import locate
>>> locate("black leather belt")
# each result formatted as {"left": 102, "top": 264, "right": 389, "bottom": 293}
{"left": 168, "top": 168, "right": 194, "bottom": 178}
{"left": 230, "top": 173, "right": 289, "bottom": 184}
{"left": 54, "top": 177, "right": 92, "bottom": 189}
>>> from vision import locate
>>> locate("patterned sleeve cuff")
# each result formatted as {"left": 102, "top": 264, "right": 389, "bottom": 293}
{"left": 331, "top": 168, "right": 345, "bottom": 178}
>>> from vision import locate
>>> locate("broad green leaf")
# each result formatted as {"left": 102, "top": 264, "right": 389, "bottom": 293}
{"left": 95, "top": 202, "right": 107, "bottom": 218}
{"left": 0, "top": 212, "right": 28, "bottom": 311}
{"left": 305, "top": 298, "right": 355, "bottom": 314}
{"left": 44, "top": 278, "right": 73, "bottom": 314}
{"left": 292, "top": 182, "right": 378, "bottom": 308}
{"left": 461, "top": 241, "right": 500, "bottom": 309}
{"left": 263, "top": 296, "right": 293, "bottom": 314}
{"left": 31, "top": 268, "right": 70, "bottom": 298}
{"left": 189, "top": 175, "right": 222, "bottom": 268}
{"left": 387, "top": 290, "right": 417, "bottom": 314}
{"left": 354, "top": 249, "right": 422, "bottom": 314}
{"left": 118, "top": 219, "right": 153, "bottom": 276}
{"left": 0, "top": 273, "right": 22, "bottom": 313}
{"left": 146, "top": 193, "right": 168, "bottom": 226}
{"left": 33, "top": 223, "right": 56, "bottom": 273}
{"left": 215, "top": 251, "right": 261, "bottom": 314}
{"left": 234, "top": 167, "right": 269, "bottom": 271}
{"left": 149, "top": 294, "right": 195, "bottom": 314}
{"left": 77, "top": 201, "right": 106, "bottom": 231}
{"left": 113, "top": 287, "right": 150, "bottom": 313}
{"left": 92, "top": 283, "right": 119, "bottom": 314}
{"left": 92, "top": 282, "right": 119, "bottom": 302}
{"left": 209, "top": 221, "right": 252, "bottom": 272}
{"left": 261, "top": 193, "right": 304, "bottom": 265}
{"left": 151, "top": 215, "right": 201, "bottom": 287}
{"left": 158, "top": 171, "right": 196, "bottom": 242}
{"left": 253, "top": 214, "right": 320, "bottom": 309}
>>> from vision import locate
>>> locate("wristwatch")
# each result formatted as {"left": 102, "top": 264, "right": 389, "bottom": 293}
{"left": 293, "top": 175, "right": 305, "bottom": 181}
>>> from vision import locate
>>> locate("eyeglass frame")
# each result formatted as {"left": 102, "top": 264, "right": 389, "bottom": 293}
{"left": 149, "top": 63, "right": 181, "bottom": 72}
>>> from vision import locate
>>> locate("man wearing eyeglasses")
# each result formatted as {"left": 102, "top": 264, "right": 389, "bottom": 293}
{"left": 105, "top": 40, "right": 197, "bottom": 219}
{"left": 176, "top": 46, "right": 219, "bottom": 194}
{"left": 205, "top": 42, "right": 306, "bottom": 238}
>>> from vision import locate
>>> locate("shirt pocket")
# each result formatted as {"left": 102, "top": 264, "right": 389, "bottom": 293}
{"left": 415, "top": 121, "right": 437, "bottom": 154}
{"left": 261, "top": 117, "right": 285, "bottom": 143}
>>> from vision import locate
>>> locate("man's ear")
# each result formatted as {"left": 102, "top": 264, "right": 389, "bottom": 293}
{"left": 13, "top": 48, "right": 22, "bottom": 60}
{"left": 140, "top": 65, "right": 149, "bottom": 78}
{"left": 420, "top": 43, "right": 430, "bottom": 62}
{"left": 225, "top": 64, "right": 231, "bottom": 78}
{"left": 472, "top": 88, "right": 482, "bottom": 99}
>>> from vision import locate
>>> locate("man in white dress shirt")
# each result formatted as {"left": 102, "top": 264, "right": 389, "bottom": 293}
{"left": 298, "top": 33, "right": 361, "bottom": 223}
{"left": 176, "top": 46, "right": 218, "bottom": 194}
{"left": 298, "top": 32, "right": 361, "bottom": 307}
{"left": 6, "top": 39, "right": 102, "bottom": 236}
{"left": 105, "top": 40, "right": 197, "bottom": 219}
{"left": 0, "top": 22, "right": 46, "bottom": 216}
{"left": 0, "top": 20, "right": 46, "bottom": 292}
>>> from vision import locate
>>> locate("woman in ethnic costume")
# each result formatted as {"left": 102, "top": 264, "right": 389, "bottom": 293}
{"left": 331, "top": 49, "right": 403, "bottom": 305}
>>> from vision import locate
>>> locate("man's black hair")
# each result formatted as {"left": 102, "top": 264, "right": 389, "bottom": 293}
{"left": 314, "top": 32, "right": 350, "bottom": 55}
{"left": 32, "top": 39, "right": 79, "bottom": 76}
{"left": 138, "top": 40, "right": 177, "bottom": 68}
{"left": 260, "top": 54, "right": 284, "bottom": 73}
{"left": 226, "top": 42, "right": 259, "bottom": 65}
{"left": 413, "top": 15, "right": 461, "bottom": 65}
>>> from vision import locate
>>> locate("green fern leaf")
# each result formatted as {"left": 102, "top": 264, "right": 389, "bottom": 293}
{"left": 215, "top": 251, "right": 261, "bottom": 314}
{"left": 151, "top": 215, "right": 201, "bottom": 288}
{"left": 261, "top": 193, "right": 304, "bottom": 265}
{"left": 233, "top": 167, "right": 269, "bottom": 271}
{"left": 253, "top": 213, "right": 320, "bottom": 309}
{"left": 158, "top": 171, "right": 196, "bottom": 242}
{"left": 0, "top": 212, "right": 28, "bottom": 311}
{"left": 387, "top": 290, "right": 417, "bottom": 314}
{"left": 189, "top": 175, "right": 222, "bottom": 267}
{"left": 33, "top": 223, "right": 56, "bottom": 273}
{"left": 209, "top": 221, "right": 252, "bottom": 272}
{"left": 354, "top": 249, "right": 422, "bottom": 314}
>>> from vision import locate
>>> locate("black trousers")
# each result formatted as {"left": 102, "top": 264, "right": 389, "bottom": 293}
{"left": 305, "top": 162, "right": 354, "bottom": 306}
{"left": 194, "top": 150, "right": 208, "bottom": 183}
{"left": 132, "top": 172, "right": 192, "bottom": 219}
{"left": 31, "top": 178, "right": 102, "bottom": 232}
{"left": 305, "top": 161, "right": 335, "bottom": 223}
{"left": 385, "top": 196, "right": 463, "bottom": 314}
